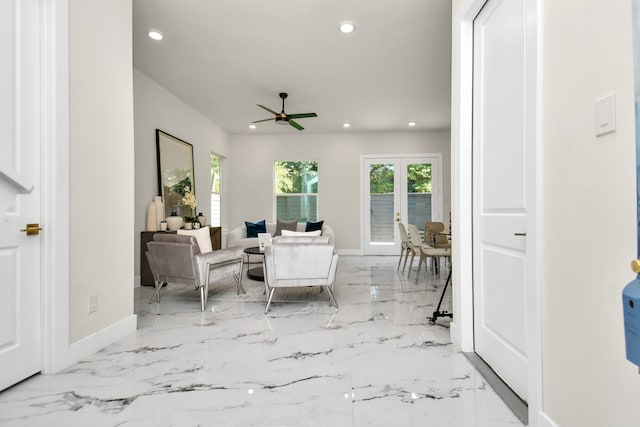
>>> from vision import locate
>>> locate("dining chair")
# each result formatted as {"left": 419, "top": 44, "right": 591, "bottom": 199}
{"left": 424, "top": 221, "right": 451, "bottom": 248}
{"left": 407, "top": 224, "right": 451, "bottom": 280}
{"left": 397, "top": 222, "right": 412, "bottom": 273}
{"left": 424, "top": 221, "right": 451, "bottom": 271}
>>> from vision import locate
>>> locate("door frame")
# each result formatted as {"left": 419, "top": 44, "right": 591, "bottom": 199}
{"left": 360, "top": 154, "right": 443, "bottom": 255}
{"left": 452, "top": 0, "right": 542, "bottom": 424}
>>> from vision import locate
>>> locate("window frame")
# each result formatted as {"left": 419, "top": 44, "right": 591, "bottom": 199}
{"left": 273, "top": 160, "right": 319, "bottom": 223}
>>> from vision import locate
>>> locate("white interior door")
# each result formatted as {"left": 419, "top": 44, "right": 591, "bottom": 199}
{"left": 472, "top": 0, "right": 529, "bottom": 401}
{"left": 362, "top": 155, "right": 442, "bottom": 255}
{"left": 0, "top": 0, "right": 42, "bottom": 391}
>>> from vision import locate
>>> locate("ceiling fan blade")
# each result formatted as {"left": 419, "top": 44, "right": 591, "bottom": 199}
{"left": 251, "top": 118, "right": 275, "bottom": 123}
{"left": 257, "top": 104, "right": 278, "bottom": 115}
{"left": 289, "top": 120, "right": 304, "bottom": 130}
{"left": 288, "top": 112, "right": 317, "bottom": 119}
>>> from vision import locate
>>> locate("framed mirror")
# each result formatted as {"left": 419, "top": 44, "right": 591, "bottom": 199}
{"left": 156, "top": 129, "right": 195, "bottom": 219}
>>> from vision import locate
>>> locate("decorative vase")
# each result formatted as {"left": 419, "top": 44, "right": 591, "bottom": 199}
{"left": 146, "top": 199, "right": 158, "bottom": 231}
{"left": 154, "top": 196, "right": 164, "bottom": 230}
{"left": 184, "top": 222, "right": 193, "bottom": 230}
{"left": 197, "top": 212, "right": 207, "bottom": 227}
{"left": 165, "top": 212, "right": 183, "bottom": 231}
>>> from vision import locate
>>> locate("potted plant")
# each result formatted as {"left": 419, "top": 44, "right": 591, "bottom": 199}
{"left": 181, "top": 187, "right": 198, "bottom": 229}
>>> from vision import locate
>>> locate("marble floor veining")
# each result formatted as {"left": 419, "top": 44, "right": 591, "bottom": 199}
{"left": 0, "top": 255, "right": 523, "bottom": 426}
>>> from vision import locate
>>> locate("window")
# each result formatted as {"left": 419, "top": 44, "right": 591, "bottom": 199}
{"left": 209, "top": 154, "right": 221, "bottom": 226}
{"left": 275, "top": 161, "right": 318, "bottom": 222}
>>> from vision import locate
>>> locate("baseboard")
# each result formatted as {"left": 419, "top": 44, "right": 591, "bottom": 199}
{"left": 538, "top": 411, "right": 559, "bottom": 427}
{"left": 335, "top": 249, "right": 362, "bottom": 256}
{"left": 449, "top": 320, "right": 459, "bottom": 347}
{"left": 134, "top": 275, "right": 141, "bottom": 288}
{"left": 49, "top": 314, "right": 137, "bottom": 373}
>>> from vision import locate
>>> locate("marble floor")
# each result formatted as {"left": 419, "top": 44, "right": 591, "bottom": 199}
{"left": 0, "top": 255, "right": 523, "bottom": 426}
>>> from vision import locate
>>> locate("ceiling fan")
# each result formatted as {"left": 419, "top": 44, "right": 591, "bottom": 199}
{"left": 252, "top": 92, "right": 317, "bottom": 130}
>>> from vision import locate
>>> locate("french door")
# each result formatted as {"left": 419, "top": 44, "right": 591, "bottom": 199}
{"left": 362, "top": 155, "right": 442, "bottom": 255}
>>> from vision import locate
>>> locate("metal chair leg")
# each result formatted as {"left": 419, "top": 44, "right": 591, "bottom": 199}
{"left": 148, "top": 281, "right": 165, "bottom": 304}
{"left": 325, "top": 286, "right": 339, "bottom": 308}
{"left": 265, "top": 288, "right": 276, "bottom": 314}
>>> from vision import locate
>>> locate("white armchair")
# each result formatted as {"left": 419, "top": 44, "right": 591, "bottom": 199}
{"left": 146, "top": 234, "right": 244, "bottom": 311}
{"left": 262, "top": 236, "right": 338, "bottom": 314}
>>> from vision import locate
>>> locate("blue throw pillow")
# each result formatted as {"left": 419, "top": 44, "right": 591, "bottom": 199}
{"left": 245, "top": 220, "right": 266, "bottom": 238}
{"left": 305, "top": 220, "right": 324, "bottom": 232}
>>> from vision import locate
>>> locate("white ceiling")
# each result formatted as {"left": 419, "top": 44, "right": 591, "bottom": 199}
{"left": 132, "top": 0, "right": 452, "bottom": 135}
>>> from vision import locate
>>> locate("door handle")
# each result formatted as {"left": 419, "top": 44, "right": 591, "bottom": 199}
{"left": 20, "top": 224, "right": 42, "bottom": 236}
{"left": 514, "top": 232, "right": 526, "bottom": 237}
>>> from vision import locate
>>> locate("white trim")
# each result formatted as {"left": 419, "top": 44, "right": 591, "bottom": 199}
{"left": 453, "top": 0, "right": 542, "bottom": 425}
{"left": 538, "top": 412, "right": 559, "bottom": 427}
{"left": 335, "top": 249, "right": 361, "bottom": 256}
{"left": 450, "top": 1, "right": 477, "bottom": 352}
{"left": 525, "top": 0, "right": 543, "bottom": 423}
{"left": 41, "top": 0, "right": 70, "bottom": 375}
{"left": 52, "top": 315, "right": 137, "bottom": 372}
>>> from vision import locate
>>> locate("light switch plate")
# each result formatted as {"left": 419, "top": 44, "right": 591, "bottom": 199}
{"left": 595, "top": 93, "right": 616, "bottom": 137}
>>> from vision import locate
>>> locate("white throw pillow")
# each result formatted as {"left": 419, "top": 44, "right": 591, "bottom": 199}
{"left": 280, "top": 230, "right": 322, "bottom": 237}
{"left": 178, "top": 226, "right": 213, "bottom": 253}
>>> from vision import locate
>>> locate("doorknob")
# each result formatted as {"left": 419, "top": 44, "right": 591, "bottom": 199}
{"left": 631, "top": 260, "right": 640, "bottom": 274}
{"left": 20, "top": 223, "right": 42, "bottom": 236}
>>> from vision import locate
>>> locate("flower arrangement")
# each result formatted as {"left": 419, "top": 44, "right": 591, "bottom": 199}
{"left": 181, "top": 187, "right": 197, "bottom": 222}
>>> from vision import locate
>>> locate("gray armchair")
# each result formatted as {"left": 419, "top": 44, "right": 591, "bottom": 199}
{"left": 146, "top": 233, "right": 244, "bottom": 311}
{"left": 262, "top": 236, "right": 338, "bottom": 314}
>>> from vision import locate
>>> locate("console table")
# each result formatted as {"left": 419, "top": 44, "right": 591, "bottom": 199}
{"left": 140, "top": 227, "right": 222, "bottom": 286}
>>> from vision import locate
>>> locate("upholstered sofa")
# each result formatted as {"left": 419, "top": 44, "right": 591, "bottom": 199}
{"left": 226, "top": 221, "right": 334, "bottom": 249}
{"left": 262, "top": 235, "right": 338, "bottom": 313}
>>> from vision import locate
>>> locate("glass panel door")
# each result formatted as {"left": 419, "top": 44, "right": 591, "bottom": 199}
{"left": 362, "top": 155, "right": 442, "bottom": 255}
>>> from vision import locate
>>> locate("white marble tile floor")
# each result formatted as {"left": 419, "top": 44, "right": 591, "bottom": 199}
{"left": 0, "top": 255, "right": 523, "bottom": 426}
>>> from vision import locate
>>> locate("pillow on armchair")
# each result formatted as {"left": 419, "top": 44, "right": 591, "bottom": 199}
{"left": 275, "top": 219, "right": 297, "bottom": 236}
{"left": 305, "top": 220, "right": 324, "bottom": 232}
{"left": 177, "top": 226, "right": 213, "bottom": 253}
{"left": 245, "top": 220, "right": 266, "bottom": 238}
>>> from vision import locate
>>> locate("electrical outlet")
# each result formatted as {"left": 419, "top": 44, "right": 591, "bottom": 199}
{"left": 88, "top": 294, "right": 98, "bottom": 313}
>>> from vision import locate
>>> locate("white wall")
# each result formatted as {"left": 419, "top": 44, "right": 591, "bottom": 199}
{"left": 68, "top": 0, "right": 135, "bottom": 342}
{"left": 228, "top": 131, "right": 451, "bottom": 251}
{"left": 133, "top": 70, "right": 231, "bottom": 277}
{"left": 540, "top": 0, "right": 640, "bottom": 425}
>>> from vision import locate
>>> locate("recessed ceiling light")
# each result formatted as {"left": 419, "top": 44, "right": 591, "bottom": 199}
{"left": 249, "top": 124, "right": 256, "bottom": 129}
{"left": 339, "top": 22, "right": 355, "bottom": 34}
{"left": 148, "top": 30, "right": 164, "bottom": 41}
{"left": 408, "top": 121, "right": 417, "bottom": 127}
{"left": 343, "top": 123, "right": 351, "bottom": 128}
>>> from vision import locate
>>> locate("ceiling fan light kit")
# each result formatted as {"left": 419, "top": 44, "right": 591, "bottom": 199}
{"left": 251, "top": 92, "right": 317, "bottom": 131}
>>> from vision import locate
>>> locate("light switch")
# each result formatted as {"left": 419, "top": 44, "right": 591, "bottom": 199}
{"left": 595, "top": 93, "right": 616, "bottom": 137}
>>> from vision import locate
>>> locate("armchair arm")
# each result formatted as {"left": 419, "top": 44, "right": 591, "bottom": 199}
{"left": 327, "top": 253, "right": 339, "bottom": 288}
{"left": 193, "top": 247, "right": 244, "bottom": 286}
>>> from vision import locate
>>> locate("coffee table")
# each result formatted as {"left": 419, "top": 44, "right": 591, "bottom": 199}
{"left": 243, "top": 246, "right": 264, "bottom": 281}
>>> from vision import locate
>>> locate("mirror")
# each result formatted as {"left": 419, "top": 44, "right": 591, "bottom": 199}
{"left": 156, "top": 129, "right": 195, "bottom": 219}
